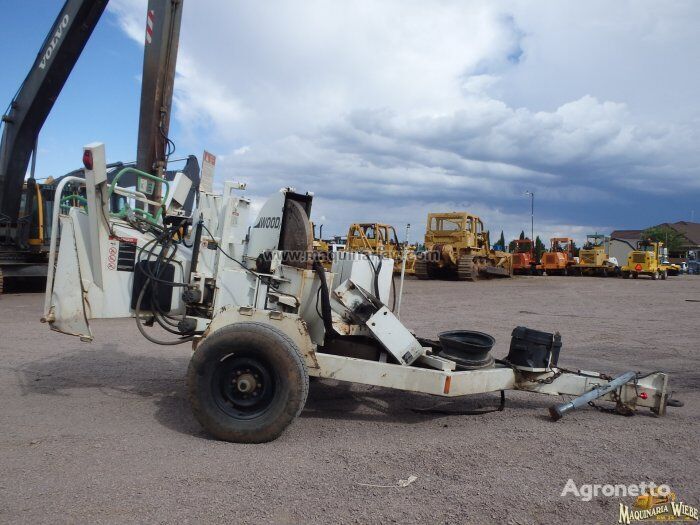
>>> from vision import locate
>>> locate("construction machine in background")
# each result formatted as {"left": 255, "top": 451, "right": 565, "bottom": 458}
{"left": 540, "top": 237, "right": 577, "bottom": 276}
{"left": 572, "top": 234, "right": 619, "bottom": 276}
{"left": 415, "top": 212, "right": 512, "bottom": 281}
{"left": 345, "top": 222, "right": 415, "bottom": 274}
{"left": 0, "top": 0, "right": 187, "bottom": 293}
{"left": 510, "top": 238, "right": 540, "bottom": 275}
{"left": 311, "top": 223, "right": 340, "bottom": 269}
{"left": 622, "top": 240, "right": 672, "bottom": 280}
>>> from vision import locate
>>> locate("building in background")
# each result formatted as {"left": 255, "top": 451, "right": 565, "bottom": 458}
{"left": 662, "top": 222, "right": 700, "bottom": 258}
{"left": 610, "top": 221, "right": 700, "bottom": 264}
{"left": 610, "top": 229, "right": 643, "bottom": 266}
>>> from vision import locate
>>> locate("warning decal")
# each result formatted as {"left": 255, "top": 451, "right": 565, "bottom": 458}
{"left": 108, "top": 236, "right": 138, "bottom": 272}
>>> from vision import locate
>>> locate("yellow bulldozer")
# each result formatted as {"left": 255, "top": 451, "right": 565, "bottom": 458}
{"left": 345, "top": 223, "right": 415, "bottom": 274}
{"left": 415, "top": 212, "right": 512, "bottom": 281}
{"left": 634, "top": 489, "right": 676, "bottom": 510}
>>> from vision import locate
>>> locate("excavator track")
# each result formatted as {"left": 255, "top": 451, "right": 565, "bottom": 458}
{"left": 414, "top": 258, "right": 431, "bottom": 280}
{"left": 457, "top": 256, "right": 476, "bottom": 281}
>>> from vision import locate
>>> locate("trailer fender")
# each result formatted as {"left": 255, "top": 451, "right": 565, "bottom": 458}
{"left": 202, "top": 306, "right": 319, "bottom": 370}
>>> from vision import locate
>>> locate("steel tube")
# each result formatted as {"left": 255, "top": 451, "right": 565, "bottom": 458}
{"left": 396, "top": 223, "right": 410, "bottom": 318}
{"left": 549, "top": 371, "right": 636, "bottom": 421}
{"left": 43, "top": 175, "right": 85, "bottom": 316}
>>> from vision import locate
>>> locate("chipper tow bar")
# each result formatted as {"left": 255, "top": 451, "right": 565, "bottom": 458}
{"left": 42, "top": 143, "right": 682, "bottom": 442}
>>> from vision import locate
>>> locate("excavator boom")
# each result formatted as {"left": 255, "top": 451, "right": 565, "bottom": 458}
{"left": 0, "top": 0, "right": 109, "bottom": 221}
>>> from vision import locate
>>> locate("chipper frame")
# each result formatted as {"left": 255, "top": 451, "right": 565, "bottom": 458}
{"left": 43, "top": 143, "right": 677, "bottom": 443}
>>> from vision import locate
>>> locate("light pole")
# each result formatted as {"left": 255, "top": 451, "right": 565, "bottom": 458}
{"left": 525, "top": 191, "right": 534, "bottom": 249}
{"left": 525, "top": 191, "right": 537, "bottom": 260}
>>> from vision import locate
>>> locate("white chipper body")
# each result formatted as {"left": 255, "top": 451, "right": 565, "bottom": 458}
{"left": 42, "top": 143, "right": 677, "bottom": 443}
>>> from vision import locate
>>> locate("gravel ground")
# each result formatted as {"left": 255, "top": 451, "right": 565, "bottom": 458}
{"left": 0, "top": 275, "right": 698, "bottom": 524}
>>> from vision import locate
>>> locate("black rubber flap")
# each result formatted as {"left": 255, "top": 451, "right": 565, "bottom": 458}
{"left": 131, "top": 261, "right": 175, "bottom": 312}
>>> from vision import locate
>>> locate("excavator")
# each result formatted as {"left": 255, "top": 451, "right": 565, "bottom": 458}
{"left": 0, "top": 0, "right": 197, "bottom": 293}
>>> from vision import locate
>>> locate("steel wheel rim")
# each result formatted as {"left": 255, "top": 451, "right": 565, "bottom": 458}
{"left": 212, "top": 355, "right": 276, "bottom": 420}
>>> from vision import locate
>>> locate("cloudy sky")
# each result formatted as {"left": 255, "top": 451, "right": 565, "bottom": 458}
{"left": 2, "top": 1, "right": 699, "bottom": 244}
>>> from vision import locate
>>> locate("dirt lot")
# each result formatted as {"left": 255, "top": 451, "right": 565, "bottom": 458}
{"left": 0, "top": 275, "right": 698, "bottom": 524}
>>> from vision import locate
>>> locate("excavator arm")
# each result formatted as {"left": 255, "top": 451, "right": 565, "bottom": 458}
{"left": 0, "top": 0, "right": 188, "bottom": 292}
{"left": 0, "top": 0, "right": 109, "bottom": 222}
{"left": 0, "top": 0, "right": 184, "bottom": 224}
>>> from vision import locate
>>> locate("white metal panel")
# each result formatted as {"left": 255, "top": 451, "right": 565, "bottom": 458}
{"left": 215, "top": 269, "right": 258, "bottom": 310}
{"left": 166, "top": 171, "right": 192, "bottom": 210}
{"left": 83, "top": 143, "right": 107, "bottom": 289}
{"left": 331, "top": 252, "right": 393, "bottom": 304}
{"left": 366, "top": 306, "right": 424, "bottom": 365}
{"left": 246, "top": 189, "right": 286, "bottom": 263}
{"left": 47, "top": 216, "right": 92, "bottom": 340}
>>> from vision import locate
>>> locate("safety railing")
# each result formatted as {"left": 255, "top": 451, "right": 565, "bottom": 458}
{"left": 108, "top": 167, "right": 170, "bottom": 226}
{"left": 59, "top": 194, "right": 88, "bottom": 213}
{"left": 44, "top": 176, "right": 86, "bottom": 316}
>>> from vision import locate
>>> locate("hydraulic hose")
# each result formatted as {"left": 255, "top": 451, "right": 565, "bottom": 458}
{"left": 312, "top": 259, "right": 337, "bottom": 343}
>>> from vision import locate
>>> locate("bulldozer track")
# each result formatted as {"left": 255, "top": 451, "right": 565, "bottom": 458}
{"left": 457, "top": 256, "right": 476, "bottom": 281}
{"left": 414, "top": 258, "right": 430, "bottom": 280}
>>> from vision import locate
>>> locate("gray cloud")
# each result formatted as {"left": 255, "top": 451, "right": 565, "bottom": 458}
{"left": 110, "top": 0, "right": 700, "bottom": 243}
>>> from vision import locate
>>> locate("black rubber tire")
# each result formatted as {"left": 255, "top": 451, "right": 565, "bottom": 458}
{"left": 187, "top": 322, "right": 309, "bottom": 443}
{"left": 622, "top": 271, "right": 630, "bottom": 279}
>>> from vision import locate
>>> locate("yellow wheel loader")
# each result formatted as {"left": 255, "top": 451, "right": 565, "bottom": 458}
{"left": 415, "top": 212, "right": 512, "bottom": 281}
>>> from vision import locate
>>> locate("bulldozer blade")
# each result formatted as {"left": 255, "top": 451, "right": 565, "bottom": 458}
{"left": 483, "top": 266, "right": 510, "bottom": 276}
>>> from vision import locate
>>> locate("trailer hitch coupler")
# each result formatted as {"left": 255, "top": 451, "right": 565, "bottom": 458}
{"left": 549, "top": 371, "right": 637, "bottom": 421}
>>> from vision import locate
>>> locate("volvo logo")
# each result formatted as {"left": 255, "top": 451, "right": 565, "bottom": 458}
{"left": 39, "top": 14, "right": 70, "bottom": 70}
{"left": 253, "top": 216, "right": 281, "bottom": 229}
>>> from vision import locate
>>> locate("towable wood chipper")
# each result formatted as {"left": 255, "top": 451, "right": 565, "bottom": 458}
{"left": 41, "top": 143, "right": 681, "bottom": 443}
